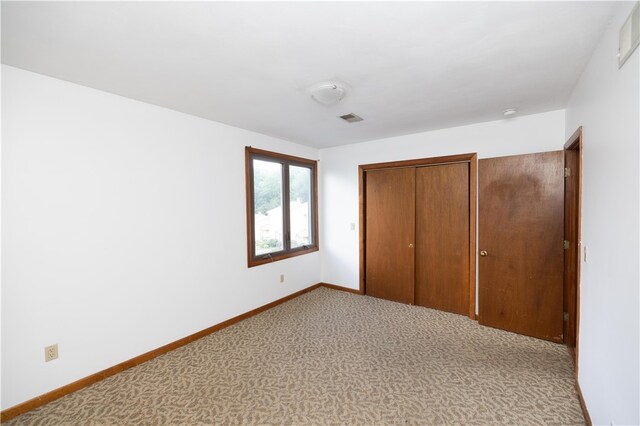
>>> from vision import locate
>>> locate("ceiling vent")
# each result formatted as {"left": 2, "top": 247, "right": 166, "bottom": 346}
{"left": 339, "top": 113, "right": 363, "bottom": 123}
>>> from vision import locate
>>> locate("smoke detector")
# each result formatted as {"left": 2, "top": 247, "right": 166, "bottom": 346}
{"left": 503, "top": 108, "right": 517, "bottom": 117}
{"left": 311, "top": 83, "right": 347, "bottom": 105}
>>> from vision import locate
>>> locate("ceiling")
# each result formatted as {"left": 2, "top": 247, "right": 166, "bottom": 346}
{"left": 2, "top": 1, "right": 616, "bottom": 148}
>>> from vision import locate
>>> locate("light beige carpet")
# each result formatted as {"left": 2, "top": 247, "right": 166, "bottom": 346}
{"left": 7, "top": 287, "right": 584, "bottom": 425}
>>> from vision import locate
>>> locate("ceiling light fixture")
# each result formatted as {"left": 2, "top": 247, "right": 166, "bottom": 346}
{"left": 311, "top": 83, "right": 347, "bottom": 105}
{"left": 503, "top": 108, "right": 517, "bottom": 117}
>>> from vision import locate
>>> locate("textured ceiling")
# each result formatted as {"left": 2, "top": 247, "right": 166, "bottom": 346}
{"left": 2, "top": 1, "right": 615, "bottom": 148}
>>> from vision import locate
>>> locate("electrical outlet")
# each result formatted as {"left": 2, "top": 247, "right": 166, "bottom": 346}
{"left": 280, "top": 274, "right": 285, "bottom": 283}
{"left": 350, "top": 223, "right": 356, "bottom": 231}
{"left": 45, "top": 344, "right": 58, "bottom": 362}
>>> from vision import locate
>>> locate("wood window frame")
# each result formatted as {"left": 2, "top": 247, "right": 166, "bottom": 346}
{"left": 358, "top": 153, "right": 478, "bottom": 319}
{"left": 245, "top": 147, "right": 319, "bottom": 267}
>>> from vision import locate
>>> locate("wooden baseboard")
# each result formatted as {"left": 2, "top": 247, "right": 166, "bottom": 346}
{"left": 320, "top": 282, "right": 364, "bottom": 295}
{"left": 575, "top": 379, "right": 592, "bottom": 426}
{"left": 564, "top": 345, "right": 589, "bottom": 425}
{"left": 0, "top": 283, "right": 323, "bottom": 423}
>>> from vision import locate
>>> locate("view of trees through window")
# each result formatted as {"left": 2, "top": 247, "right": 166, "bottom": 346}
{"left": 289, "top": 165, "right": 311, "bottom": 249}
{"left": 253, "top": 159, "right": 312, "bottom": 256}
{"left": 253, "top": 159, "right": 283, "bottom": 255}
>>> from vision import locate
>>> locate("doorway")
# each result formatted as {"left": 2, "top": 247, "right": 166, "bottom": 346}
{"left": 563, "top": 127, "right": 583, "bottom": 368}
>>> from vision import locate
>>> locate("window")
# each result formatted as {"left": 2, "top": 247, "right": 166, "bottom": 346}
{"left": 245, "top": 147, "right": 318, "bottom": 267}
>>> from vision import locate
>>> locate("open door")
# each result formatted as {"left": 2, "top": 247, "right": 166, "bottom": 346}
{"left": 479, "top": 151, "right": 564, "bottom": 342}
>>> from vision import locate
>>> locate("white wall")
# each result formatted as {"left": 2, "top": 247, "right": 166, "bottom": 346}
{"left": 564, "top": 2, "right": 639, "bottom": 425}
{"left": 319, "top": 110, "right": 565, "bottom": 290}
{"left": 1, "top": 65, "right": 321, "bottom": 410}
{"left": 6, "top": 11, "right": 637, "bottom": 418}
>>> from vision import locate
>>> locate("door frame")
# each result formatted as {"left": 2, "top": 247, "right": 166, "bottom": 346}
{"left": 358, "top": 153, "right": 478, "bottom": 319}
{"left": 564, "top": 127, "right": 583, "bottom": 372}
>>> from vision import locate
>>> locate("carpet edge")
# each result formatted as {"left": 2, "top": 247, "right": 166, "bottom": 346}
{"left": 0, "top": 283, "right": 323, "bottom": 423}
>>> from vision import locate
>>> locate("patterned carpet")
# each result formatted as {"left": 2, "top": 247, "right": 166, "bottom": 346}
{"left": 7, "top": 287, "right": 584, "bottom": 425}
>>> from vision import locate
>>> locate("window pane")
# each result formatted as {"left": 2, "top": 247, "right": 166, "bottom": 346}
{"left": 289, "top": 165, "right": 312, "bottom": 249}
{"left": 253, "top": 159, "right": 283, "bottom": 255}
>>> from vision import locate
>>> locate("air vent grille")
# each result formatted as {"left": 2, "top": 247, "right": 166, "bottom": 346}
{"left": 339, "top": 113, "right": 363, "bottom": 123}
{"left": 619, "top": 1, "right": 639, "bottom": 68}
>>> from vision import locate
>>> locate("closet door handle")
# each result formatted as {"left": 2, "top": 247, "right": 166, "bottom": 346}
{"left": 480, "top": 250, "right": 488, "bottom": 257}
{"left": 408, "top": 243, "right": 414, "bottom": 248}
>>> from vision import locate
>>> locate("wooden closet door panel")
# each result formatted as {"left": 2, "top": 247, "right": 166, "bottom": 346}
{"left": 478, "top": 151, "right": 564, "bottom": 342}
{"left": 415, "top": 163, "right": 469, "bottom": 315}
{"left": 365, "top": 168, "right": 415, "bottom": 304}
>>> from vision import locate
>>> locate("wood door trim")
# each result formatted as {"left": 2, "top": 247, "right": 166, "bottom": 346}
{"left": 564, "top": 126, "right": 583, "bottom": 375}
{"left": 358, "top": 153, "right": 477, "bottom": 319}
{"left": 469, "top": 156, "right": 477, "bottom": 318}
{"left": 564, "top": 126, "right": 582, "bottom": 150}
{"left": 359, "top": 153, "right": 476, "bottom": 171}
{"left": 359, "top": 167, "right": 366, "bottom": 295}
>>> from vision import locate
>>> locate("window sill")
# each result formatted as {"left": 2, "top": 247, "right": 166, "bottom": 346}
{"left": 248, "top": 246, "right": 319, "bottom": 268}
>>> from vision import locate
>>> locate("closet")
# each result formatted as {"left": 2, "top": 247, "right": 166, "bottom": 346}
{"left": 361, "top": 154, "right": 476, "bottom": 317}
{"left": 360, "top": 150, "right": 564, "bottom": 343}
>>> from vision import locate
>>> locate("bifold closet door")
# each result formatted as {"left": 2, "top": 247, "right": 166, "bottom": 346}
{"left": 479, "top": 151, "right": 564, "bottom": 342}
{"left": 415, "top": 163, "right": 469, "bottom": 315}
{"left": 365, "top": 168, "right": 415, "bottom": 304}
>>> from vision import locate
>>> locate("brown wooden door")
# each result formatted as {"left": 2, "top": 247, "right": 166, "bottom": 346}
{"left": 563, "top": 148, "right": 580, "bottom": 348}
{"left": 365, "top": 168, "right": 415, "bottom": 304}
{"left": 478, "top": 151, "right": 564, "bottom": 342}
{"left": 415, "top": 163, "right": 469, "bottom": 314}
